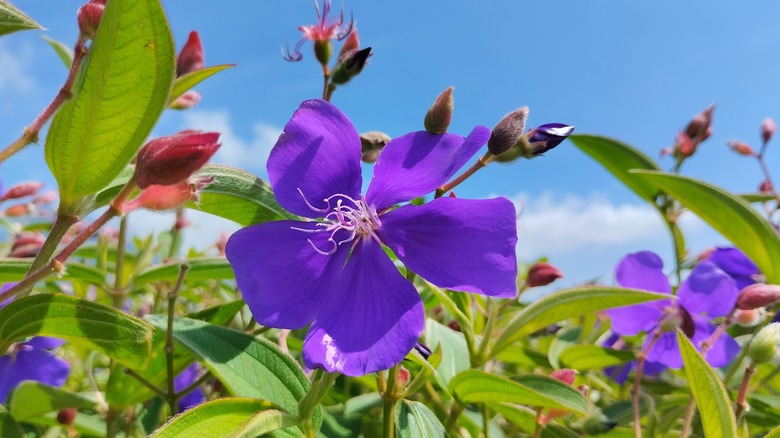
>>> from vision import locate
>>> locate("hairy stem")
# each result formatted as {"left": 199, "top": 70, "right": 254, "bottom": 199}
{"left": 436, "top": 152, "right": 494, "bottom": 197}
{"left": 735, "top": 362, "right": 756, "bottom": 419}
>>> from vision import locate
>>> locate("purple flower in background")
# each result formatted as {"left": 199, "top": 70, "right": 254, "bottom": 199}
{"left": 0, "top": 284, "right": 70, "bottom": 403}
{"left": 174, "top": 364, "right": 205, "bottom": 412}
{"left": 226, "top": 99, "right": 518, "bottom": 376}
{"left": 606, "top": 251, "right": 740, "bottom": 369}
{"left": 706, "top": 247, "right": 762, "bottom": 290}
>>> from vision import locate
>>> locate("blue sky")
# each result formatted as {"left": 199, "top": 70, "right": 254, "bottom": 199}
{"left": 2, "top": 1, "right": 780, "bottom": 291}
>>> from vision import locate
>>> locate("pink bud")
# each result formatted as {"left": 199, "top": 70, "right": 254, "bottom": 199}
{"left": 727, "top": 141, "right": 755, "bottom": 156}
{"left": 396, "top": 367, "right": 410, "bottom": 388}
{"left": 760, "top": 180, "right": 774, "bottom": 193}
{"left": 177, "top": 31, "right": 205, "bottom": 77}
{"left": 762, "top": 117, "right": 776, "bottom": 144}
{"left": 33, "top": 190, "right": 58, "bottom": 205}
{"left": 736, "top": 283, "right": 780, "bottom": 310}
{"left": 77, "top": 0, "right": 106, "bottom": 40}
{"left": 734, "top": 309, "right": 762, "bottom": 327}
{"left": 12, "top": 232, "right": 45, "bottom": 251}
{"left": 134, "top": 131, "right": 220, "bottom": 189}
{"left": 526, "top": 262, "right": 563, "bottom": 287}
{"left": 4, "top": 204, "right": 30, "bottom": 217}
{"left": 1, "top": 181, "right": 44, "bottom": 201}
{"left": 550, "top": 369, "right": 576, "bottom": 386}
{"left": 676, "top": 132, "right": 696, "bottom": 157}
{"left": 57, "top": 408, "right": 78, "bottom": 426}
{"left": 337, "top": 28, "right": 360, "bottom": 61}
{"left": 169, "top": 91, "right": 202, "bottom": 110}
{"left": 685, "top": 104, "right": 715, "bottom": 141}
{"left": 124, "top": 176, "right": 214, "bottom": 212}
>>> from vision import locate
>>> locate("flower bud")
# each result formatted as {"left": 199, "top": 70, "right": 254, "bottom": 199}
{"left": 525, "top": 261, "right": 563, "bottom": 287}
{"left": 123, "top": 176, "right": 214, "bottom": 212}
{"left": 57, "top": 407, "right": 78, "bottom": 425}
{"left": 736, "top": 283, "right": 780, "bottom": 310}
{"left": 676, "top": 132, "right": 696, "bottom": 157}
{"left": 315, "top": 40, "right": 333, "bottom": 66}
{"left": 760, "top": 180, "right": 774, "bottom": 193}
{"left": 33, "top": 190, "right": 58, "bottom": 205}
{"left": 396, "top": 366, "right": 410, "bottom": 388}
{"left": 169, "top": 91, "right": 202, "bottom": 110}
{"left": 413, "top": 342, "right": 432, "bottom": 360}
{"left": 685, "top": 104, "right": 715, "bottom": 141}
{"left": 1, "top": 181, "right": 44, "bottom": 201}
{"left": 550, "top": 369, "right": 576, "bottom": 386}
{"left": 360, "top": 131, "right": 391, "bottom": 163}
{"left": 762, "top": 117, "right": 776, "bottom": 145}
{"left": 487, "top": 107, "right": 528, "bottom": 155}
{"left": 330, "top": 47, "right": 371, "bottom": 85}
{"left": 176, "top": 31, "right": 205, "bottom": 77}
{"left": 77, "top": 0, "right": 105, "bottom": 40}
{"left": 727, "top": 141, "right": 755, "bottom": 157}
{"left": 337, "top": 28, "right": 360, "bottom": 61}
{"left": 4, "top": 204, "right": 30, "bottom": 217}
{"left": 524, "top": 123, "right": 575, "bottom": 156}
{"left": 734, "top": 309, "right": 763, "bottom": 327}
{"left": 749, "top": 323, "right": 780, "bottom": 364}
{"left": 134, "top": 131, "right": 220, "bottom": 189}
{"left": 424, "top": 87, "right": 455, "bottom": 134}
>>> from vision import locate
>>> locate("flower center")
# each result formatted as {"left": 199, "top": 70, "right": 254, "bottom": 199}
{"left": 293, "top": 189, "right": 382, "bottom": 255}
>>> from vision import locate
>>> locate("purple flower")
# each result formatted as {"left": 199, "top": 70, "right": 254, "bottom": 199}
{"left": 283, "top": 0, "right": 354, "bottom": 62}
{"left": 226, "top": 99, "right": 518, "bottom": 376}
{"left": 526, "top": 123, "right": 575, "bottom": 156}
{"left": 706, "top": 247, "right": 761, "bottom": 290}
{"left": 174, "top": 364, "right": 205, "bottom": 412}
{"left": 0, "top": 285, "right": 70, "bottom": 403}
{"left": 605, "top": 251, "right": 740, "bottom": 369}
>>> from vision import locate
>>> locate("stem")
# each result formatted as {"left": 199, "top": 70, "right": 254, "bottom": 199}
{"left": 383, "top": 365, "right": 399, "bottom": 438}
{"left": 168, "top": 208, "right": 184, "bottom": 260}
{"left": 0, "top": 37, "right": 88, "bottom": 164}
{"left": 679, "top": 401, "right": 697, "bottom": 438}
{"left": 436, "top": 152, "right": 494, "bottom": 197}
{"left": 113, "top": 216, "right": 128, "bottom": 308}
{"left": 482, "top": 403, "right": 490, "bottom": 438}
{"left": 476, "top": 299, "right": 498, "bottom": 364}
{"left": 166, "top": 263, "right": 190, "bottom": 417}
{"left": 631, "top": 331, "right": 661, "bottom": 438}
{"left": 0, "top": 180, "right": 137, "bottom": 303}
{"left": 735, "top": 362, "right": 756, "bottom": 419}
{"left": 325, "top": 83, "right": 336, "bottom": 102}
{"left": 444, "top": 402, "right": 465, "bottom": 433}
{"left": 177, "top": 371, "right": 211, "bottom": 400}
{"left": 123, "top": 368, "right": 167, "bottom": 398}
{"left": 321, "top": 64, "right": 331, "bottom": 101}
{"left": 532, "top": 407, "right": 544, "bottom": 438}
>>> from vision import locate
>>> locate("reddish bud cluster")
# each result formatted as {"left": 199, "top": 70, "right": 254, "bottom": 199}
{"left": 674, "top": 104, "right": 715, "bottom": 159}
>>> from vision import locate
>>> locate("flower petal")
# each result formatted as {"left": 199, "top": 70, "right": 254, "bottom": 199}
{"left": 174, "top": 364, "right": 205, "bottom": 412}
{"left": 268, "top": 99, "right": 363, "bottom": 217}
{"left": 692, "top": 316, "right": 739, "bottom": 367}
{"left": 707, "top": 247, "right": 761, "bottom": 290}
{"left": 606, "top": 252, "right": 672, "bottom": 336}
{"left": 378, "top": 197, "right": 518, "bottom": 297}
{"left": 225, "top": 220, "right": 349, "bottom": 329}
{"left": 365, "top": 126, "right": 490, "bottom": 209}
{"left": 303, "top": 239, "right": 424, "bottom": 376}
{"left": 645, "top": 331, "right": 683, "bottom": 368}
{"left": 24, "top": 337, "right": 64, "bottom": 350}
{"left": 678, "top": 260, "right": 739, "bottom": 317}
{"left": 606, "top": 301, "right": 669, "bottom": 336}
{"left": 0, "top": 347, "right": 70, "bottom": 402}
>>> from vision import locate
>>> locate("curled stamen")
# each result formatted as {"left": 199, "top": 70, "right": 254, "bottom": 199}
{"left": 308, "top": 238, "right": 338, "bottom": 256}
{"left": 297, "top": 188, "right": 330, "bottom": 213}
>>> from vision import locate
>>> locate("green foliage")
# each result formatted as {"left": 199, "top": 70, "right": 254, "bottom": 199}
{"left": 168, "top": 64, "right": 235, "bottom": 105}
{"left": 0, "top": 0, "right": 41, "bottom": 37}
{"left": 395, "top": 400, "right": 446, "bottom": 437}
{"left": 42, "top": 35, "right": 73, "bottom": 68}
{"left": 0, "top": 294, "right": 153, "bottom": 369}
{"left": 45, "top": 0, "right": 175, "bottom": 209}
{"left": 8, "top": 382, "right": 96, "bottom": 421}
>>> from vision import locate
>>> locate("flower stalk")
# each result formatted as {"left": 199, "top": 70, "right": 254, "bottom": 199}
{"left": 166, "top": 263, "right": 190, "bottom": 417}
{"left": 382, "top": 364, "right": 400, "bottom": 438}
{"left": 631, "top": 330, "right": 661, "bottom": 438}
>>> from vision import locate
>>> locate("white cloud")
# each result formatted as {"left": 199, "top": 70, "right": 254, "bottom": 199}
{"left": 181, "top": 110, "right": 281, "bottom": 175}
{"left": 0, "top": 42, "right": 35, "bottom": 93}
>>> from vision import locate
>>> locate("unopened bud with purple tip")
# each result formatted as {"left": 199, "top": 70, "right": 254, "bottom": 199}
{"left": 424, "top": 87, "right": 454, "bottom": 134}
{"left": 177, "top": 31, "right": 205, "bottom": 77}
{"left": 762, "top": 117, "right": 776, "bottom": 145}
{"left": 736, "top": 283, "right": 780, "bottom": 310}
{"left": 487, "top": 107, "right": 528, "bottom": 155}
{"left": 525, "top": 123, "right": 575, "bottom": 156}
{"left": 134, "top": 131, "right": 220, "bottom": 189}
{"left": 330, "top": 47, "right": 371, "bottom": 85}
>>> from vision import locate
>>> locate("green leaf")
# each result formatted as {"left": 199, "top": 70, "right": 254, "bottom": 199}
{"left": 633, "top": 171, "right": 780, "bottom": 283}
{"left": 677, "top": 330, "right": 737, "bottom": 437}
{"left": 449, "top": 370, "right": 588, "bottom": 414}
{"left": 0, "top": 0, "right": 42, "bottom": 36}
{"left": 42, "top": 35, "right": 72, "bottom": 68}
{"left": 8, "top": 382, "right": 96, "bottom": 421}
{"left": 188, "top": 300, "right": 245, "bottom": 325}
{"left": 488, "top": 402, "right": 537, "bottom": 432}
{"left": 0, "top": 258, "right": 106, "bottom": 285}
{"left": 492, "top": 287, "right": 669, "bottom": 356}
{"left": 739, "top": 192, "right": 777, "bottom": 203}
{"left": 0, "top": 294, "right": 153, "bottom": 369}
{"left": 766, "top": 424, "right": 780, "bottom": 438}
{"left": 135, "top": 257, "right": 234, "bottom": 284}
{"left": 187, "top": 164, "right": 295, "bottom": 226}
{"left": 558, "top": 345, "right": 636, "bottom": 370}
{"left": 145, "top": 316, "right": 312, "bottom": 420}
{"left": 0, "top": 409, "right": 23, "bottom": 438}
{"left": 167, "top": 64, "right": 235, "bottom": 105}
{"left": 91, "top": 165, "right": 135, "bottom": 211}
{"left": 45, "top": 0, "right": 175, "bottom": 207}
{"left": 395, "top": 400, "right": 446, "bottom": 438}
{"left": 424, "top": 319, "right": 469, "bottom": 385}
{"left": 569, "top": 134, "right": 662, "bottom": 203}
{"left": 151, "top": 398, "right": 297, "bottom": 438}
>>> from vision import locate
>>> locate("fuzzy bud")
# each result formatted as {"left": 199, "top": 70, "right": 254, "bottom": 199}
{"left": 727, "top": 141, "right": 755, "bottom": 157}
{"left": 57, "top": 408, "right": 78, "bottom": 425}
{"left": 134, "top": 131, "right": 220, "bottom": 189}
{"left": 330, "top": 47, "right": 371, "bottom": 85}
{"left": 1, "top": 181, "right": 44, "bottom": 201}
{"left": 169, "top": 91, "right": 202, "bottom": 110}
{"left": 176, "top": 31, "right": 205, "bottom": 77}
{"left": 526, "top": 262, "right": 563, "bottom": 287}
{"left": 736, "top": 283, "right": 780, "bottom": 310}
{"left": 337, "top": 28, "right": 360, "bottom": 61}
{"left": 360, "top": 131, "right": 391, "bottom": 163}
{"left": 77, "top": 0, "right": 105, "bottom": 40}
{"left": 487, "top": 107, "right": 528, "bottom": 155}
{"left": 749, "top": 323, "right": 780, "bottom": 364}
{"left": 424, "top": 87, "right": 455, "bottom": 134}
{"left": 762, "top": 117, "right": 776, "bottom": 145}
